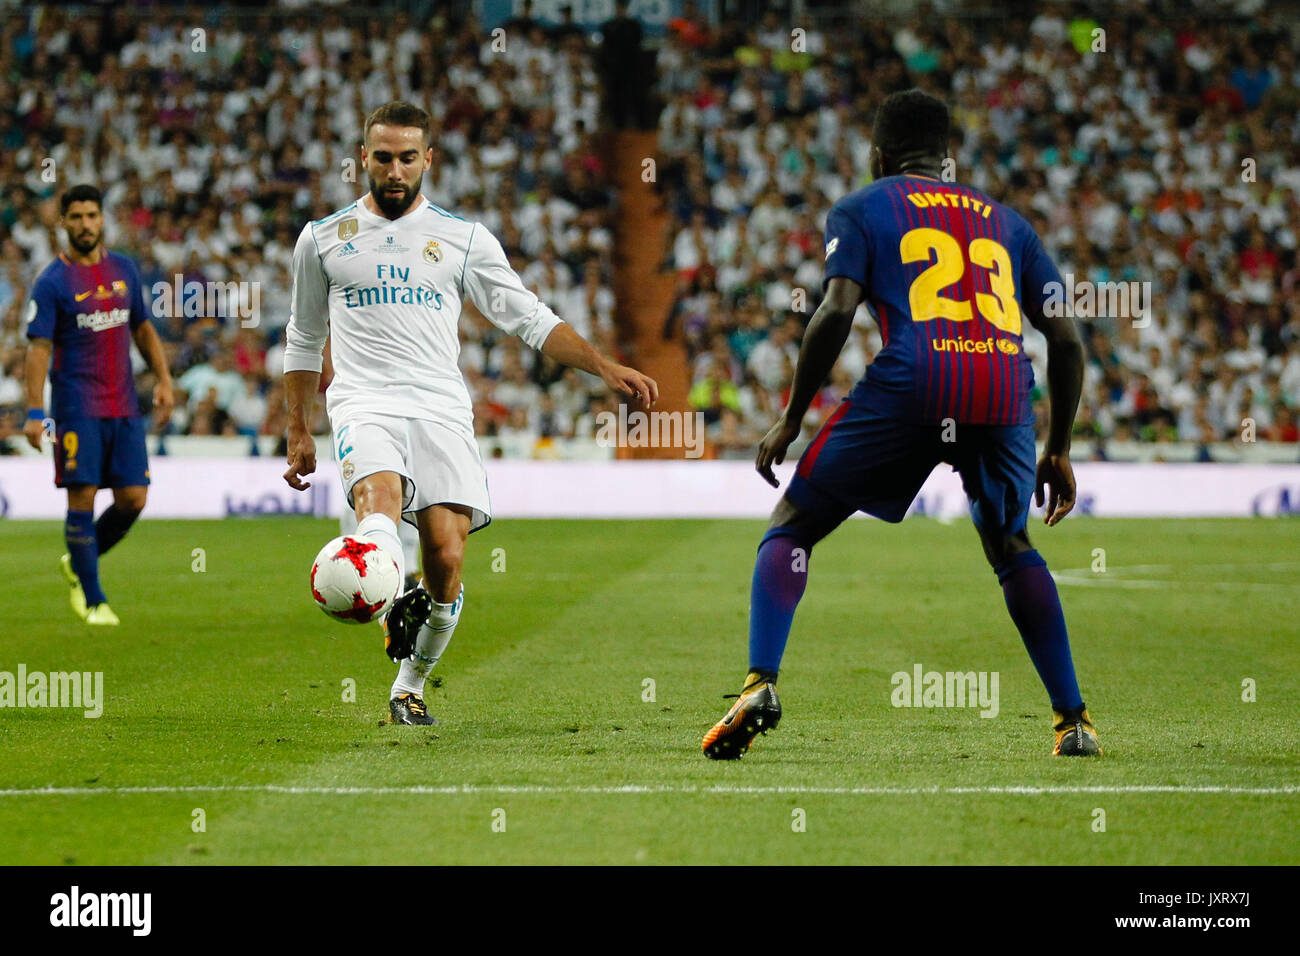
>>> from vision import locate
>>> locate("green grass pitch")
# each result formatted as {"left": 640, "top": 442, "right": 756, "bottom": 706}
{"left": 0, "top": 515, "right": 1296, "bottom": 865}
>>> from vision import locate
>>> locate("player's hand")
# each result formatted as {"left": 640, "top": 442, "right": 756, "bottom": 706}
{"left": 23, "top": 417, "right": 47, "bottom": 452}
{"left": 600, "top": 362, "right": 658, "bottom": 407}
{"left": 755, "top": 416, "right": 801, "bottom": 488}
{"left": 284, "top": 427, "right": 317, "bottom": 491}
{"left": 1035, "top": 453, "right": 1076, "bottom": 526}
{"left": 153, "top": 379, "right": 175, "bottom": 419}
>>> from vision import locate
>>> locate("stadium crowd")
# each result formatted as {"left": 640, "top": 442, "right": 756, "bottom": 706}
{"left": 2, "top": 2, "right": 1298, "bottom": 462}
{"left": 656, "top": 1, "right": 1300, "bottom": 454}
{"left": 0, "top": 4, "right": 622, "bottom": 454}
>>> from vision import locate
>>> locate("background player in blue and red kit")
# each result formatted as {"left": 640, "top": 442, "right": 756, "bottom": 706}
{"left": 23, "top": 184, "right": 174, "bottom": 626}
{"left": 702, "top": 90, "right": 1099, "bottom": 759}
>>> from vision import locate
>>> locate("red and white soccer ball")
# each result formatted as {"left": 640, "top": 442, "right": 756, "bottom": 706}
{"left": 310, "top": 536, "right": 400, "bottom": 624}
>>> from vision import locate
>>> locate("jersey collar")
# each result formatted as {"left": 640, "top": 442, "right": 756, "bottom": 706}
{"left": 357, "top": 194, "right": 429, "bottom": 224}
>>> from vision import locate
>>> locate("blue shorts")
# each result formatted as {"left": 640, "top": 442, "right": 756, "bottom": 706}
{"left": 53, "top": 416, "right": 150, "bottom": 490}
{"left": 785, "top": 400, "right": 1036, "bottom": 539}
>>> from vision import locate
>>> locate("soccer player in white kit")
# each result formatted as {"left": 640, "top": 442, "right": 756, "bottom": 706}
{"left": 282, "top": 102, "right": 658, "bottom": 725}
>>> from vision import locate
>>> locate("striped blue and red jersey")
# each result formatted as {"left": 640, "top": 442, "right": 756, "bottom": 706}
{"left": 823, "top": 175, "right": 1064, "bottom": 426}
{"left": 25, "top": 251, "right": 150, "bottom": 419}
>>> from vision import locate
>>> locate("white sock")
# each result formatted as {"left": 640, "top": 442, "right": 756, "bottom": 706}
{"left": 399, "top": 521, "right": 420, "bottom": 582}
{"left": 391, "top": 584, "right": 463, "bottom": 698}
{"left": 355, "top": 512, "right": 406, "bottom": 589}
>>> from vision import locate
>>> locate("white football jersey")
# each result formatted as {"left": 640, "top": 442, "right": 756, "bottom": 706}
{"left": 283, "top": 197, "right": 563, "bottom": 434}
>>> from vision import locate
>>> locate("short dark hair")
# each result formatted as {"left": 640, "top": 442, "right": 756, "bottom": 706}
{"left": 60, "top": 184, "right": 102, "bottom": 214}
{"left": 872, "top": 89, "right": 950, "bottom": 169}
{"left": 364, "top": 101, "right": 432, "bottom": 148}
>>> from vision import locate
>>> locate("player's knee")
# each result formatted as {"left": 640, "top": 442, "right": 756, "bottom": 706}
{"left": 67, "top": 485, "right": 97, "bottom": 511}
{"left": 979, "top": 528, "right": 1032, "bottom": 570}
{"left": 765, "top": 496, "right": 837, "bottom": 550}
{"left": 353, "top": 477, "right": 402, "bottom": 521}
{"left": 767, "top": 495, "right": 801, "bottom": 530}
{"left": 118, "top": 488, "right": 147, "bottom": 514}
{"left": 427, "top": 539, "right": 465, "bottom": 577}
{"left": 987, "top": 532, "right": 1042, "bottom": 582}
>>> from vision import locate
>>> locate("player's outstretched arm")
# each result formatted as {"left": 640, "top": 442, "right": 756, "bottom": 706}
{"left": 1026, "top": 302, "right": 1084, "bottom": 526}
{"left": 461, "top": 224, "right": 657, "bottom": 405}
{"left": 756, "top": 276, "right": 862, "bottom": 487}
{"left": 539, "top": 322, "right": 658, "bottom": 406}
{"left": 22, "top": 337, "right": 52, "bottom": 451}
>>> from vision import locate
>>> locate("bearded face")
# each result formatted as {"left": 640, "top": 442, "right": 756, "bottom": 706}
{"left": 363, "top": 124, "right": 430, "bottom": 219}
{"left": 368, "top": 173, "right": 419, "bottom": 219}
{"left": 64, "top": 201, "right": 103, "bottom": 255}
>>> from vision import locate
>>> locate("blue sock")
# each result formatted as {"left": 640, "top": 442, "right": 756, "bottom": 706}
{"left": 997, "top": 549, "right": 1083, "bottom": 713}
{"left": 66, "top": 509, "right": 107, "bottom": 606}
{"left": 95, "top": 504, "right": 139, "bottom": 556}
{"left": 747, "top": 529, "right": 811, "bottom": 676}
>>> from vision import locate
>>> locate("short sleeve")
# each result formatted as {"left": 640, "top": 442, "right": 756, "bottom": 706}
{"left": 25, "top": 276, "right": 58, "bottom": 341}
{"left": 127, "top": 260, "right": 150, "bottom": 330}
{"left": 822, "top": 201, "right": 871, "bottom": 293}
{"left": 1019, "top": 228, "right": 1065, "bottom": 323}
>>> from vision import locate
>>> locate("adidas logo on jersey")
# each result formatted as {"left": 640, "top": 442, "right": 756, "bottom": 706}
{"left": 336, "top": 242, "right": 360, "bottom": 259}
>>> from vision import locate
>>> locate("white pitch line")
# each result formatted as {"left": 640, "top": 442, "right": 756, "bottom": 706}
{"left": 1052, "top": 574, "right": 1167, "bottom": 589}
{"left": 1052, "top": 565, "right": 1300, "bottom": 591}
{"left": 0, "top": 784, "right": 1294, "bottom": 797}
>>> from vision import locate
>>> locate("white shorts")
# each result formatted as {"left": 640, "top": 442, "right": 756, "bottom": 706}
{"left": 331, "top": 415, "right": 491, "bottom": 532}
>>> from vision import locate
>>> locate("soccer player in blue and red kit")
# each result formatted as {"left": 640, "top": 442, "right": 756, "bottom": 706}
{"left": 23, "top": 185, "right": 174, "bottom": 626}
{"left": 703, "top": 90, "right": 1100, "bottom": 759}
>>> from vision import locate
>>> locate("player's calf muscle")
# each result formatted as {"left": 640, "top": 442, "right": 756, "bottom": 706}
{"left": 414, "top": 505, "right": 470, "bottom": 600}
{"left": 421, "top": 544, "right": 463, "bottom": 601}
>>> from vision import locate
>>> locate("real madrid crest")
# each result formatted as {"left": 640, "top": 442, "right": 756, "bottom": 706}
{"left": 423, "top": 239, "right": 442, "bottom": 263}
{"left": 342, "top": 459, "right": 355, "bottom": 481}
{"left": 338, "top": 218, "right": 358, "bottom": 241}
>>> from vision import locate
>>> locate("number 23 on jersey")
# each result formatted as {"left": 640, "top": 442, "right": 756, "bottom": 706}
{"left": 899, "top": 227, "right": 1022, "bottom": 336}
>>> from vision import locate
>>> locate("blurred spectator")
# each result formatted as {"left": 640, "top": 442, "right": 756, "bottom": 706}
{"left": 653, "top": 3, "right": 1300, "bottom": 451}
{"left": 599, "top": 0, "right": 651, "bottom": 129}
{"left": 228, "top": 375, "right": 268, "bottom": 436}
{"left": 4, "top": 5, "right": 629, "bottom": 454}
{"left": 6, "top": 3, "right": 1300, "bottom": 459}
{"left": 178, "top": 349, "right": 243, "bottom": 413}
